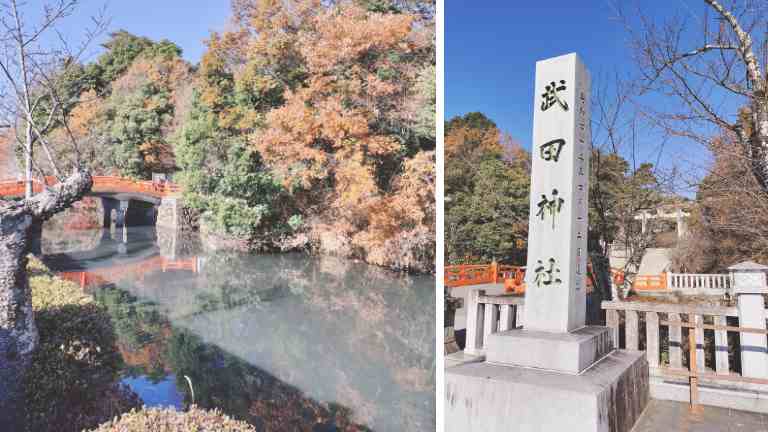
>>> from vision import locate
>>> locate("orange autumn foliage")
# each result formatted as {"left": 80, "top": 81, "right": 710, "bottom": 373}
{"left": 188, "top": 0, "right": 435, "bottom": 270}
{"left": 444, "top": 125, "right": 503, "bottom": 159}
{"left": 251, "top": 3, "right": 420, "bottom": 197}
{"left": 298, "top": 5, "right": 414, "bottom": 73}
{"left": 351, "top": 151, "right": 435, "bottom": 269}
{"left": 69, "top": 90, "right": 104, "bottom": 138}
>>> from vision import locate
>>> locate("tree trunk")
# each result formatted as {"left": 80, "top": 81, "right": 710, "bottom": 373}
{"left": 0, "top": 168, "right": 91, "bottom": 428}
{"left": 0, "top": 211, "right": 34, "bottom": 430}
{"left": 24, "top": 124, "right": 32, "bottom": 199}
{"left": 751, "top": 99, "right": 768, "bottom": 191}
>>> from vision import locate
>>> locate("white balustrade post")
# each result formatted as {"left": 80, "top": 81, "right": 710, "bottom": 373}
{"left": 464, "top": 289, "right": 485, "bottom": 355}
{"left": 484, "top": 303, "right": 499, "bottom": 340}
{"left": 715, "top": 315, "right": 730, "bottom": 375}
{"left": 499, "top": 305, "right": 516, "bottom": 331}
{"left": 515, "top": 303, "right": 524, "bottom": 327}
{"left": 729, "top": 262, "right": 768, "bottom": 379}
{"left": 669, "top": 313, "right": 683, "bottom": 369}
{"left": 694, "top": 314, "right": 705, "bottom": 372}
{"left": 606, "top": 309, "right": 620, "bottom": 348}
{"left": 625, "top": 310, "right": 639, "bottom": 350}
{"left": 646, "top": 312, "right": 660, "bottom": 368}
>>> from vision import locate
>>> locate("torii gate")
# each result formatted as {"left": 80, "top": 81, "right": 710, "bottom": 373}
{"left": 634, "top": 204, "right": 691, "bottom": 240}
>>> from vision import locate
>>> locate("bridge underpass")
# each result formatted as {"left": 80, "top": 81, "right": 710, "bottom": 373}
{"left": 0, "top": 175, "right": 185, "bottom": 231}
{"left": 99, "top": 194, "right": 159, "bottom": 230}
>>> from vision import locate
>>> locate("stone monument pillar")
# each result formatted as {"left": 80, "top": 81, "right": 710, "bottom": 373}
{"left": 445, "top": 53, "right": 649, "bottom": 432}
{"left": 523, "top": 52, "right": 590, "bottom": 333}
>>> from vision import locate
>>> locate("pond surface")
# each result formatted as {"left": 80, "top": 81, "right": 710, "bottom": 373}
{"left": 39, "top": 225, "right": 436, "bottom": 431}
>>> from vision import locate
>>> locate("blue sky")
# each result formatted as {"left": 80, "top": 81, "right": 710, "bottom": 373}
{"left": 446, "top": 0, "right": 743, "bottom": 189}
{"left": 445, "top": 0, "right": 631, "bottom": 146}
{"left": 447, "top": 1, "right": 630, "bottom": 144}
{"left": 57, "top": 0, "right": 233, "bottom": 64}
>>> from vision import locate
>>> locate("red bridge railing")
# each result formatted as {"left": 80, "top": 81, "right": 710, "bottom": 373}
{"left": 0, "top": 175, "right": 181, "bottom": 198}
{"left": 59, "top": 256, "right": 198, "bottom": 289}
{"left": 444, "top": 262, "right": 627, "bottom": 294}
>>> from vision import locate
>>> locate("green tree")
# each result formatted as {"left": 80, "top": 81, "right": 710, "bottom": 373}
{"left": 83, "top": 30, "right": 172, "bottom": 94}
{"left": 589, "top": 150, "right": 662, "bottom": 266}
{"left": 445, "top": 112, "right": 530, "bottom": 264}
{"left": 447, "top": 153, "right": 530, "bottom": 263}
{"left": 174, "top": 92, "right": 292, "bottom": 240}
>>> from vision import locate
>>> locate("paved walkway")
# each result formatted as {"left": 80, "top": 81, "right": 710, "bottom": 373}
{"left": 637, "top": 247, "right": 672, "bottom": 275}
{"left": 633, "top": 399, "right": 768, "bottom": 431}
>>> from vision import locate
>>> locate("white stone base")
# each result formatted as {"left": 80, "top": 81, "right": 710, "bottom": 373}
{"left": 445, "top": 351, "right": 485, "bottom": 368}
{"left": 445, "top": 350, "right": 649, "bottom": 432}
{"left": 485, "top": 326, "right": 613, "bottom": 374}
{"left": 650, "top": 374, "right": 768, "bottom": 414}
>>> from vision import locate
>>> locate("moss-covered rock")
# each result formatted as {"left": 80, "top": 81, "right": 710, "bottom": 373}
{"left": 89, "top": 405, "right": 256, "bottom": 432}
{"left": 25, "top": 257, "right": 140, "bottom": 432}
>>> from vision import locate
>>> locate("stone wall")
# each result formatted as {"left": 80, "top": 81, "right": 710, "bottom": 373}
{"left": 156, "top": 198, "right": 187, "bottom": 231}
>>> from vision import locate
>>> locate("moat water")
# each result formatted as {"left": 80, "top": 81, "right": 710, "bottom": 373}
{"left": 39, "top": 225, "right": 436, "bottom": 431}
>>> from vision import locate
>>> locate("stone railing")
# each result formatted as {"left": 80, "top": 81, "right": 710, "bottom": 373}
{"left": 630, "top": 272, "right": 732, "bottom": 295}
{"left": 667, "top": 272, "right": 731, "bottom": 294}
{"left": 464, "top": 289, "right": 524, "bottom": 356}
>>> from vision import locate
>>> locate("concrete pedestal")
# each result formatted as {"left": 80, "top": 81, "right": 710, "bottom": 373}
{"left": 485, "top": 326, "right": 613, "bottom": 374}
{"left": 730, "top": 262, "right": 768, "bottom": 380}
{"left": 446, "top": 350, "right": 649, "bottom": 432}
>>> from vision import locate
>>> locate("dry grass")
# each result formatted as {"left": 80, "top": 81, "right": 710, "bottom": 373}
{"left": 89, "top": 406, "right": 256, "bottom": 432}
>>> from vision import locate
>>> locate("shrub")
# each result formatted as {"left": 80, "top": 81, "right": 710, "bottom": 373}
{"left": 28, "top": 257, "right": 92, "bottom": 310}
{"left": 89, "top": 406, "right": 256, "bottom": 432}
{"left": 25, "top": 257, "right": 137, "bottom": 432}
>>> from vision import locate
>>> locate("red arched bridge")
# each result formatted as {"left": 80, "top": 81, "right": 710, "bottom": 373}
{"left": 0, "top": 175, "right": 181, "bottom": 199}
{"left": 0, "top": 176, "right": 184, "bottom": 229}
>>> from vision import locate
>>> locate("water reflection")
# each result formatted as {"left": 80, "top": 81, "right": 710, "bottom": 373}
{"left": 40, "top": 226, "right": 436, "bottom": 431}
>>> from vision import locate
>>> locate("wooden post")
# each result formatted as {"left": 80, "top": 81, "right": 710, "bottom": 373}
{"left": 688, "top": 313, "right": 699, "bottom": 408}
{"left": 490, "top": 261, "right": 499, "bottom": 284}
